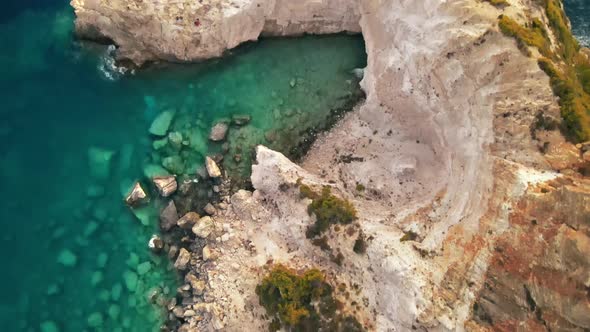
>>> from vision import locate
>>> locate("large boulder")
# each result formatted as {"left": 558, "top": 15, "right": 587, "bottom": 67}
{"left": 152, "top": 176, "right": 177, "bottom": 197}
{"left": 174, "top": 248, "right": 191, "bottom": 270}
{"left": 205, "top": 157, "right": 222, "bottom": 178}
{"left": 159, "top": 200, "right": 178, "bottom": 231}
{"left": 149, "top": 110, "right": 176, "bottom": 136}
{"left": 192, "top": 216, "right": 214, "bottom": 238}
{"left": 125, "top": 182, "right": 148, "bottom": 206}
{"left": 177, "top": 212, "right": 200, "bottom": 230}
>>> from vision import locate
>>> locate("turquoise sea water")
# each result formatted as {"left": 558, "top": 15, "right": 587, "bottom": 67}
{"left": 0, "top": 3, "right": 365, "bottom": 332}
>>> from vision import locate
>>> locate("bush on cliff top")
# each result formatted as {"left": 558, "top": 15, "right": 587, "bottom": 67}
{"left": 255, "top": 265, "right": 364, "bottom": 332}
{"left": 299, "top": 185, "right": 357, "bottom": 239}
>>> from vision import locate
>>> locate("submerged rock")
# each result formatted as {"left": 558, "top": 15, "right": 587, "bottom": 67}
{"left": 40, "top": 321, "right": 59, "bottom": 332}
{"left": 231, "top": 114, "right": 251, "bottom": 126}
{"left": 125, "top": 182, "right": 148, "bottom": 206}
{"left": 205, "top": 157, "right": 221, "bottom": 178}
{"left": 162, "top": 155, "right": 185, "bottom": 174}
{"left": 168, "top": 131, "right": 183, "bottom": 150}
{"left": 152, "top": 137, "right": 168, "bottom": 150}
{"left": 149, "top": 110, "right": 176, "bottom": 136}
{"left": 160, "top": 200, "right": 178, "bottom": 231}
{"left": 153, "top": 176, "right": 177, "bottom": 197}
{"left": 209, "top": 122, "right": 229, "bottom": 141}
{"left": 123, "top": 270, "right": 138, "bottom": 291}
{"left": 192, "top": 216, "right": 214, "bottom": 238}
{"left": 143, "top": 164, "right": 169, "bottom": 178}
{"left": 88, "top": 147, "right": 115, "bottom": 180}
{"left": 87, "top": 312, "right": 103, "bottom": 328}
{"left": 174, "top": 248, "right": 191, "bottom": 270}
{"left": 57, "top": 249, "right": 77, "bottom": 267}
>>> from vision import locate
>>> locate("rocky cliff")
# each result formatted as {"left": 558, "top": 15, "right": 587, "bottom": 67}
{"left": 72, "top": 0, "right": 590, "bottom": 331}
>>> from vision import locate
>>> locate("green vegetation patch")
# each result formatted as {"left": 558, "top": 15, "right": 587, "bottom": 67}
{"left": 498, "top": 0, "right": 590, "bottom": 142}
{"left": 299, "top": 184, "right": 358, "bottom": 239}
{"left": 255, "top": 265, "right": 364, "bottom": 332}
{"left": 498, "top": 15, "right": 551, "bottom": 57}
{"left": 485, "top": 0, "right": 510, "bottom": 8}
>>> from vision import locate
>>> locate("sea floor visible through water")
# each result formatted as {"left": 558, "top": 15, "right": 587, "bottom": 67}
{"left": 0, "top": 3, "right": 366, "bottom": 332}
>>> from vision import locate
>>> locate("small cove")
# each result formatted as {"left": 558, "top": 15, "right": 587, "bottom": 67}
{"left": 0, "top": 3, "right": 366, "bottom": 332}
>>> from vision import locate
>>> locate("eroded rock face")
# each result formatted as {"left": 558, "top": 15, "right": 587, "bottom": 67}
{"left": 467, "top": 177, "right": 590, "bottom": 331}
{"left": 71, "top": 0, "right": 361, "bottom": 66}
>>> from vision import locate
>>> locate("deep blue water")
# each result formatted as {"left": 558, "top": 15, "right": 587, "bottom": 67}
{"left": 0, "top": 1, "right": 366, "bottom": 332}
{"left": 564, "top": 0, "right": 590, "bottom": 47}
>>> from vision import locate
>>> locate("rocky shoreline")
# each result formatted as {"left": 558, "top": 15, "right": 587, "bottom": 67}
{"left": 76, "top": 0, "right": 590, "bottom": 331}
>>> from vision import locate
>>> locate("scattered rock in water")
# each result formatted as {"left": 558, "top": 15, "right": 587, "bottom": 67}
{"left": 86, "top": 184, "right": 105, "bottom": 198}
{"left": 40, "top": 321, "right": 59, "bottom": 332}
{"left": 123, "top": 270, "right": 138, "bottom": 291}
{"left": 83, "top": 221, "right": 99, "bottom": 237}
{"left": 97, "top": 252, "right": 108, "bottom": 268}
{"left": 160, "top": 200, "right": 179, "bottom": 231}
{"left": 209, "top": 122, "right": 229, "bottom": 141}
{"left": 148, "top": 234, "right": 164, "bottom": 253}
{"left": 202, "top": 245, "right": 213, "bottom": 261}
{"left": 143, "top": 164, "right": 169, "bottom": 178}
{"left": 57, "top": 249, "right": 77, "bottom": 267}
{"left": 168, "top": 131, "right": 183, "bottom": 150}
{"left": 192, "top": 216, "right": 214, "bottom": 238}
{"left": 87, "top": 312, "right": 103, "bottom": 328}
{"left": 152, "top": 137, "right": 168, "bottom": 150}
{"left": 108, "top": 304, "right": 120, "bottom": 320}
{"left": 174, "top": 248, "right": 191, "bottom": 270}
{"left": 149, "top": 110, "right": 176, "bottom": 136}
{"left": 231, "top": 114, "right": 251, "bottom": 126}
{"left": 137, "top": 261, "right": 152, "bottom": 275}
{"left": 91, "top": 271, "right": 103, "bottom": 286}
{"left": 111, "top": 283, "right": 123, "bottom": 301}
{"left": 87, "top": 147, "right": 115, "bottom": 180}
{"left": 153, "top": 175, "right": 177, "bottom": 197}
{"left": 264, "top": 130, "right": 277, "bottom": 143}
{"left": 46, "top": 284, "right": 60, "bottom": 296}
{"left": 162, "top": 155, "right": 185, "bottom": 174}
{"left": 125, "top": 182, "right": 148, "bottom": 206}
{"left": 203, "top": 203, "right": 216, "bottom": 216}
{"left": 177, "top": 211, "right": 200, "bottom": 229}
{"left": 205, "top": 156, "right": 221, "bottom": 178}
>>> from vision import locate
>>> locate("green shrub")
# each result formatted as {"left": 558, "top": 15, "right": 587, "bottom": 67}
{"left": 485, "top": 0, "right": 510, "bottom": 7}
{"left": 400, "top": 231, "right": 418, "bottom": 242}
{"left": 255, "top": 265, "right": 364, "bottom": 332}
{"left": 299, "top": 185, "right": 358, "bottom": 239}
{"left": 353, "top": 233, "right": 368, "bottom": 254}
{"left": 498, "top": 15, "right": 551, "bottom": 57}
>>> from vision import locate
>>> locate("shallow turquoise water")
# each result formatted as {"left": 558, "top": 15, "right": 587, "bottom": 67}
{"left": 0, "top": 4, "right": 365, "bottom": 332}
